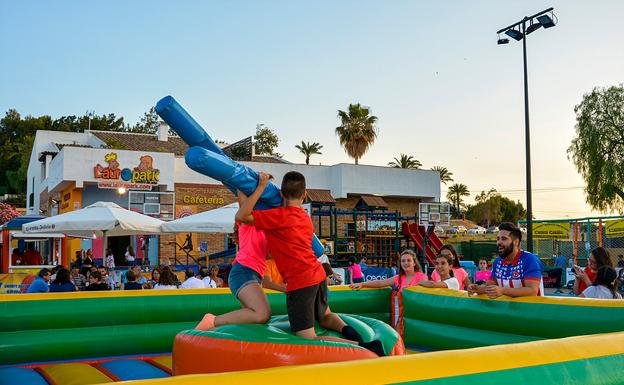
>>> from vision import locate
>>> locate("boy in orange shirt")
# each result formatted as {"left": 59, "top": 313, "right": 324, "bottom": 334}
{"left": 236, "top": 171, "right": 384, "bottom": 356}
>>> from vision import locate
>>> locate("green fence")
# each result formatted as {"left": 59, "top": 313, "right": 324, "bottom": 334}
{"left": 450, "top": 241, "right": 498, "bottom": 263}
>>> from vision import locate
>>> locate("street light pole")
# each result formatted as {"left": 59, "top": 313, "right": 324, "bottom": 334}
{"left": 521, "top": 18, "right": 534, "bottom": 253}
{"left": 496, "top": 7, "right": 556, "bottom": 253}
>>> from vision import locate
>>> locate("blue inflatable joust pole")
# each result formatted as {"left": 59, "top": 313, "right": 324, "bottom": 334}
{"left": 155, "top": 95, "right": 324, "bottom": 257}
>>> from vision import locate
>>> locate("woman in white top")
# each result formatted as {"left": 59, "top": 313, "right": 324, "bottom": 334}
{"left": 418, "top": 253, "right": 460, "bottom": 290}
{"left": 581, "top": 266, "right": 622, "bottom": 299}
{"left": 125, "top": 245, "right": 136, "bottom": 266}
{"left": 105, "top": 248, "right": 115, "bottom": 271}
{"left": 153, "top": 266, "right": 178, "bottom": 290}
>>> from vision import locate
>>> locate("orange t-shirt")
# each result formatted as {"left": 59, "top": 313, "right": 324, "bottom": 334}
{"left": 264, "top": 258, "right": 284, "bottom": 286}
{"left": 253, "top": 206, "right": 326, "bottom": 292}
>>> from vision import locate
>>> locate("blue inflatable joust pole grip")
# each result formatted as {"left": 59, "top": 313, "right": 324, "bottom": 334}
{"left": 155, "top": 95, "right": 324, "bottom": 257}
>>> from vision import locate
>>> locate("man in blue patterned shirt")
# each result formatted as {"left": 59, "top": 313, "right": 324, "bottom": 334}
{"left": 468, "top": 222, "right": 543, "bottom": 298}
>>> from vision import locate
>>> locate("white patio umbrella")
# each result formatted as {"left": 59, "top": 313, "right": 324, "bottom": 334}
{"left": 160, "top": 202, "right": 238, "bottom": 233}
{"left": 22, "top": 201, "right": 164, "bottom": 257}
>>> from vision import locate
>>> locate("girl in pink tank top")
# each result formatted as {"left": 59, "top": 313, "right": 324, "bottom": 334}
{"left": 349, "top": 249, "right": 426, "bottom": 292}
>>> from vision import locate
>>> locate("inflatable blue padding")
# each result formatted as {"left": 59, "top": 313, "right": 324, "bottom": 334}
{"left": 156, "top": 95, "right": 325, "bottom": 257}
{"left": 99, "top": 359, "right": 169, "bottom": 381}
{"left": 0, "top": 367, "right": 48, "bottom": 385}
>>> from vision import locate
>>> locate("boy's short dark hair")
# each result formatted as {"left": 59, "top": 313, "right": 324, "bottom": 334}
{"left": 90, "top": 271, "right": 102, "bottom": 280}
{"left": 185, "top": 268, "right": 196, "bottom": 279}
{"left": 126, "top": 270, "right": 136, "bottom": 281}
{"left": 281, "top": 171, "right": 306, "bottom": 200}
{"left": 499, "top": 222, "right": 522, "bottom": 242}
{"left": 199, "top": 267, "right": 209, "bottom": 278}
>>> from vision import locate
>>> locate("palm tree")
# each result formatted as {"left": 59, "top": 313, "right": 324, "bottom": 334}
{"left": 295, "top": 141, "right": 323, "bottom": 165}
{"left": 388, "top": 154, "right": 422, "bottom": 169}
{"left": 431, "top": 166, "right": 454, "bottom": 185}
{"left": 335, "top": 103, "right": 378, "bottom": 165}
{"left": 446, "top": 183, "right": 470, "bottom": 216}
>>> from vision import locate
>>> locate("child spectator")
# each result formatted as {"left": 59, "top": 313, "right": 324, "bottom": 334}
{"left": 322, "top": 263, "right": 343, "bottom": 286}
{"left": 264, "top": 254, "right": 286, "bottom": 292}
{"left": 210, "top": 265, "right": 224, "bottom": 288}
{"left": 346, "top": 256, "right": 364, "bottom": 284}
{"left": 125, "top": 245, "right": 136, "bottom": 266}
{"left": 475, "top": 258, "right": 491, "bottom": 284}
{"left": 199, "top": 267, "right": 217, "bottom": 288}
{"left": 49, "top": 268, "right": 78, "bottom": 292}
{"left": 123, "top": 270, "right": 144, "bottom": 290}
{"left": 574, "top": 247, "right": 614, "bottom": 295}
{"left": 85, "top": 271, "right": 110, "bottom": 291}
{"left": 105, "top": 248, "right": 115, "bottom": 271}
{"left": 146, "top": 267, "right": 161, "bottom": 289}
{"left": 351, "top": 249, "right": 426, "bottom": 292}
{"left": 180, "top": 268, "right": 205, "bottom": 289}
{"left": 196, "top": 186, "right": 272, "bottom": 329}
{"left": 154, "top": 266, "right": 178, "bottom": 290}
{"left": 580, "top": 266, "right": 622, "bottom": 299}
{"left": 431, "top": 245, "right": 470, "bottom": 289}
{"left": 231, "top": 171, "right": 384, "bottom": 356}
{"left": 419, "top": 253, "right": 460, "bottom": 290}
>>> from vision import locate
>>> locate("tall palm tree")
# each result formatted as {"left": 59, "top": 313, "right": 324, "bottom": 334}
{"left": 431, "top": 166, "right": 454, "bottom": 185}
{"left": 446, "top": 183, "right": 470, "bottom": 215}
{"left": 388, "top": 154, "right": 422, "bottom": 169}
{"left": 335, "top": 103, "right": 378, "bottom": 165}
{"left": 295, "top": 141, "right": 323, "bottom": 165}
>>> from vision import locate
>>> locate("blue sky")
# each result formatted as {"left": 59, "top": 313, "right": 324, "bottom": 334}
{"left": 2, "top": 1, "right": 623, "bottom": 218}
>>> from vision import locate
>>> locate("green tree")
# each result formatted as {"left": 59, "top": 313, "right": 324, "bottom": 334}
{"left": 130, "top": 107, "right": 160, "bottom": 134}
{"left": 295, "top": 141, "right": 323, "bottom": 165}
{"left": 446, "top": 183, "right": 470, "bottom": 216}
{"left": 388, "top": 154, "right": 421, "bottom": 169}
{"left": 335, "top": 103, "right": 378, "bottom": 165}
{"left": 466, "top": 192, "right": 526, "bottom": 226}
{"left": 431, "top": 166, "right": 454, "bottom": 185}
{"left": 254, "top": 124, "right": 281, "bottom": 157}
{"left": 473, "top": 189, "right": 501, "bottom": 227}
{"left": 568, "top": 84, "right": 624, "bottom": 212}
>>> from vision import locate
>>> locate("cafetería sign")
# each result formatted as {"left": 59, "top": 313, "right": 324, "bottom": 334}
{"left": 94, "top": 153, "right": 160, "bottom": 190}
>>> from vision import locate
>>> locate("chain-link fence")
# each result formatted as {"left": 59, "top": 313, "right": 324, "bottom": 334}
{"left": 518, "top": 216, "right": 624, "bottom": 267}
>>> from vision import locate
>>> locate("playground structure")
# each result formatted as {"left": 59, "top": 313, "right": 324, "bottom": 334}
{"left": 2, "top": 286, "right": 624, "bottom": 384}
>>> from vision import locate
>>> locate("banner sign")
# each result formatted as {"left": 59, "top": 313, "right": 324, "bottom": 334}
{"left": 363, "top": 267, "right": 391, "bottom": 281}
{"left": 605, "top": 219, "right": 624, "bottom": 238}
{"left": 532, "top": 222, "right": 570, "bottom": 240}
{"left": 0, "top": 273, "right": 33, "bottom": 294}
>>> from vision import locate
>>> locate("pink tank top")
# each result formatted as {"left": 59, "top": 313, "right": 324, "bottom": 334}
{"left": 394, "top": 272, "right": 428, "bottom": 292}
{"left": 234, "top": 224, "right": 269, "bottom": 276}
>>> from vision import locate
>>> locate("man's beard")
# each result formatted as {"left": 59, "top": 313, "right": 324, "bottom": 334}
{"left": 500, "top": 243, "right": 515, "bottom": 258}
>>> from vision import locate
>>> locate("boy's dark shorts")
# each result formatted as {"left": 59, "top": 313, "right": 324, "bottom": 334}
{"left": 286, "top": 280, "right": 328, "bottom": 333}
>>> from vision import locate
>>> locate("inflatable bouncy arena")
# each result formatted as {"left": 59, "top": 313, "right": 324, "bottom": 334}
{"left": 2, "top": 286, "right": 624, "bottom": 385}
{"left": 3, "top": 97, "right": 624, "bottom": 384}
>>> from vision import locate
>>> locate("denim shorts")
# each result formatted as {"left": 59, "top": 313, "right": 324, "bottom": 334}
{"left": 228, "top": 263, "right": 262, "bottom": 298}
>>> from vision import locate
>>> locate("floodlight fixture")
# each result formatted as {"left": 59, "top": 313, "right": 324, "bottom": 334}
{"left": 498, "top": 38, "right": 510, "bottom": 45}
{"left": 537, "top": 13, "right": 556, "bottom": 28}
{"left": 505, "top": 28, "right": 524, "bottom": 41}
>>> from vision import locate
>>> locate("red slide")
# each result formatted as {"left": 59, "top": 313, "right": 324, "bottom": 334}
{"left": 414, "top": 223, "right": 444, "bottom": 252}
{"left": 401, "top": 222, "right": 439, "bottom": 266}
